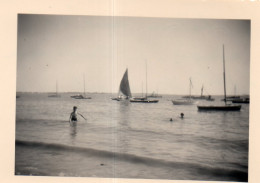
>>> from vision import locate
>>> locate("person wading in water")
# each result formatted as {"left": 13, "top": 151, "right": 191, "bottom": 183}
{"left": 69, "top": 106, "right": 86, "bottom": 126}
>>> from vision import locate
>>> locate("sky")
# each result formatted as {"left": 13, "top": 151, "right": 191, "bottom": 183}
{"left": 17, "top": 14, "right": 250, "bottom": 95}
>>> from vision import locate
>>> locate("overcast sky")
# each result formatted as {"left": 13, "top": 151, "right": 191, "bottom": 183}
{"left": 17, "top": 14, "right": 250, "bottom": 95}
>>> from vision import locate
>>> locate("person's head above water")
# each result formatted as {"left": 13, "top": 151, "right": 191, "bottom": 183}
{"left": 73, "top": 106, "right": 77, "bottom": 111}
{"left": 180, "top": 113, "right": 184, "bottom": 118}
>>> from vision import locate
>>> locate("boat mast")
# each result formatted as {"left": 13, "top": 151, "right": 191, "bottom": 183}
{"left": 201, "top": 85, "right": 204, "bottom": 97}
{"left": 83, "top": 74, "right": 86, "bottom": 96}
{"left": 146, "top": 61, "right": 148, "bottom": 98}
{"left": 142, "top": 82, "right": 143, "bottom": 97}
{"left": 56, "top": 80, "right": 58, "bottom": 95}
{"left": 234, "top": 85, "right": 237, "bottom": 97}
{"left": 189, "top": 78, "right": 192, "bottom": 100}
{"left": 223, "top": 45, "right": 227, "bottom": 105}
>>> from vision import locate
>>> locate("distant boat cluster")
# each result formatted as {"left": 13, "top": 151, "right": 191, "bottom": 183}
{"left": 47, "top": 74, "right": 92, "bottom": 100}
{"left": 17, "top": 45, "right": 249, "bottom": 112}
{"left": 111, "top": 45, "right": 249, "bottom": 111}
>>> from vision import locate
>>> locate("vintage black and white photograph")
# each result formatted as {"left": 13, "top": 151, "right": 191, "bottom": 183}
{"left": 15, "top": 14, "right": 250, "bottom": 182}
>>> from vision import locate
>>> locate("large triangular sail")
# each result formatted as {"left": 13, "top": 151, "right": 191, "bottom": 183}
{"left": 118, "top": 69, "right": 132, "bottom": 98}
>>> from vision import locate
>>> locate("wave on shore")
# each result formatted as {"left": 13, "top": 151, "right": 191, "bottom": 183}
{"left": 16, "top": 140, "right": 248, "bottom": 181}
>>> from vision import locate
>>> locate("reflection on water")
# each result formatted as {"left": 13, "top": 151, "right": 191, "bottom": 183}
{"left": 70, "top": 124, "right": 77, "bottom": 144}
{"left": 118, "top": 100, "right": 131, "bottom": 153}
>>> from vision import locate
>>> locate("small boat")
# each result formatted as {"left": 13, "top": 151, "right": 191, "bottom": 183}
{"left": 197, "top": 105, "right": 241, "bottom": 111}
{"left": 130, "top": 98, "right": 159, "bottom": 103}
{"left": 197, "top": 45, "right": 241, "bottom": 111}
{"left": 111, "top": 68, "right": 132, "bottom": 101}
{"left": 73, "top": 95, "right": 91, "bottom": 100}
{"left": 147, "top": 91, "right": 162, "bottom": 98}
{"left": 183, "top": 85, "right": 205, "bottom": 100}
{"left": 130, "top": 61, "right": 159, "bottom": 103}
{"left": 221, "top": 96, "right": 240, "bottom": 101}
{"left": 48, "top": 81, "right": 61, "bottom": 98}
{"left": 172, "top": 78, "right": 195, "bottom": 105}
{"left": 206, "top": 95, "right": 215, "bottom": 101}
{"left": 72, "top": 74, "right": 91, "bottom": 99}
{"left": 232, "top": 97, "right": 250, "bottom": 104}
{"left": 186, "top": 85, "right": 215, "bottom": 101}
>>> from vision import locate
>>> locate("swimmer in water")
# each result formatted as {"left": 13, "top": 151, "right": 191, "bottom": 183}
{"left": 69, "top": 106, "right": 86, "bottom": 125}
{"left": 180, "top": 113, "right": 184, "bottom": 118}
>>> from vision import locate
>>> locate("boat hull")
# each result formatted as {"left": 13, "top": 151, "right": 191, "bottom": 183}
{"left": 130, "top": 99, "right": 159, "bottom": 103}
{"left": 197, "top": 105, "right": 241, "bottom": 111}
{"left": 231, "top": 98, "right": 250, "bottom": 104}
{"left": 71, "top": 95, "right": 91, "bottom": 99}
{"left": 232, "top": 100, "right": 249, "bottom": 104}
{"left": 74, "top": 97, "right": 92, "bottom": 99}
{"left": 48, "top": 95, "right": 61, "bottom": 98}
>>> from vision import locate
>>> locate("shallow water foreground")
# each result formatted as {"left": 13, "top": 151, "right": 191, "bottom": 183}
{"left": 15, "top": 93, "right": 249, "bottom": 182}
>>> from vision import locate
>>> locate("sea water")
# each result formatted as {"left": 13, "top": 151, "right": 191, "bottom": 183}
{"left": 15, "top": 93, "right": 249, "bottom": 181}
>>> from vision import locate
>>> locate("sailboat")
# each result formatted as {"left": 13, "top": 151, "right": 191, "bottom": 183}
{"left": 111, "top": 68, "right": 132, "bottom": 101}
{"left": 172, "top": 78, "right": 195, "bottom": 105}
{"left": 147, "top": 90, "right": 163, "bottom": 98}
{"left": 48, "top": 81, "right": 61, "bottom": 98}
{"left": 197, "top": 45, "right": 241, "bottom": 111}
{"left": 189, "top": 85, "right": 206, "bottom": 100}
{"left": 72, "top": 74, "right": 91, "bottom": 99}
{"left": 130, "top": 61, "right": 159, "bottom": 103}
{"left": 190, "top": 85, "right": 215, "bottom": 101}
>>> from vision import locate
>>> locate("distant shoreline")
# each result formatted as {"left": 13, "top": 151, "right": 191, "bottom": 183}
{"left": 16, "top": 92, "right": 250, "bottom": 97}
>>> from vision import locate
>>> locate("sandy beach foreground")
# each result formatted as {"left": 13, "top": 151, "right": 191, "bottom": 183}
{"left": 15, "top": 140, "right": 247, "bottom": 182}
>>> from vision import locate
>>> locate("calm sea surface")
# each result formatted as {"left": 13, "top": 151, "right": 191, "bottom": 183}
{"left": 15, "top": 93, "right": 249, "bottom": 181}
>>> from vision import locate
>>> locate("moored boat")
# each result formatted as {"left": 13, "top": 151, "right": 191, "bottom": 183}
{"left": 111, "top": 68, "right": 132, "bottom": 101}
{"left": 130, "top": 98, "right": 159, "bottom": 103}
{"left": 130, "top": 61, "right": 159, "bottom": 103}
{"left": 197, "top": 45, "right": 241, "bottom": 111}
{"left": 173, "top": 78, "right": 195, "bottom": 105}
{"left": 48, "top": 81, "right": 61, "bottom": 98}
{"left": 71, "top": 74, "right": 91, "bottom": 99}
{"left": 232, "top": 97, "right": 249, "bottom": 104}
{"left": 197, "top": 105, "right": 241, "bottom": 111}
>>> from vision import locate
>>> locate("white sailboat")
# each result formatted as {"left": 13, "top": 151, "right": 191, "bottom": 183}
{"left": 172, "top": 78, "right": 195, "bottom": 105}
{"left": 197, "top": 45, "right": 241, "bottom": 111}
{"left": 111, "top": 68, "right": 132, "bottom": 101}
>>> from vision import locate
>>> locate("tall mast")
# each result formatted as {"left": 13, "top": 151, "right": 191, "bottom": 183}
{"left": 223, "top": 45, "right": 227, "bottom": 105}
{"left": 146, "top": 61, "right": 148, "bottom": 98}
{"left": 56, "top": 80, "right": 58, "bottom": 95}
{"left": 201, "top": 85, "right": 204, "bottom": 97}
{"left": 189, "top": 78, "right": 192, "bottom": 100}
{"left": 142, "top": 82, "right": 143, "bottom": 97}
{"left": 83, "top": 74, "right": 86, "bottom": 96}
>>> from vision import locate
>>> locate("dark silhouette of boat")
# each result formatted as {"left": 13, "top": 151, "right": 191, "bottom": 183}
{"left": 197, "top": 105, "right": 241, "bottom": 111}
{"left": 111, "top": 68, "right": 132, "bottom": 101}
{"left": 183, "top": 85, "right": 215, "bottom": 101}
{"left": 130, "top": 61, "right": 159, "bottom": 103}
{"left": 172, "top": 78, "right": 195, "bottom": 105}
{"left": 71, "top": 74, "right": 91, "bottom": 99}
{"left": 147, "top": 91, "right": 162, "bottom": 98}
{"left": 232, "top": 97, "right": 250, "bottom": 104}
{"left": 197, "top": 45, "right": 241, "bottom": 111}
